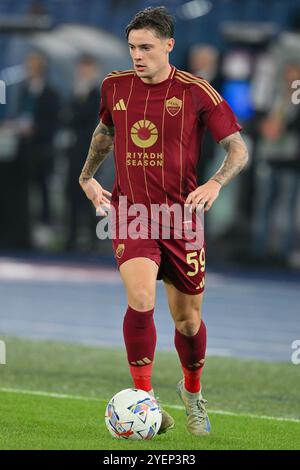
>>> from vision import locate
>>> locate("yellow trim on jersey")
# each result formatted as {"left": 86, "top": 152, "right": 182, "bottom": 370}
{"left": 112, "top": 83, "right": 121, "bottom": 189}
{"left": 177, "top": 70, "right": 223, "bottom": 100}
{"left": 176, "top": 70, "right": 223, "bottom": 106}
{"left": 113, "top": 98, "right": 126, "bottom": 111}
{"left": 161, "top": 81, "right": 173, "bottom": 208}
{"left": 142, "top": 89, "right": 152, "bottom": 208}
{"left": 179, "top": 89, "right": 186, "bottom": 199}
{"left": 102, "top": 71, "right": 135, "bottom": 83}
{"left": 110, "top": 69, "right": 135, "bottom": 75}
{"left": 170, "top": 66, "right": 176, "bottom": 80}
{"left": 177, "top": 70, "right": 223, "bottom": 103}
{"left": 125, "top": 77, "right": 135, "bottom": 204}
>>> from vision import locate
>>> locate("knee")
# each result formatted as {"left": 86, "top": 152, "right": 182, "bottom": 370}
{"left": 175, "top": 307, "right": 201, "bottom": 336}
{"left": 129, "top": 285, "right": 155, "bottom": 311}
{"left": 176, "top": 319, "right": 200, "bottom": 336}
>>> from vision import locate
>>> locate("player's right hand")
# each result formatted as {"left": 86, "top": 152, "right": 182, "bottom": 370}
{"left": 79, "top": 177, "right": 111, "bottom": 216}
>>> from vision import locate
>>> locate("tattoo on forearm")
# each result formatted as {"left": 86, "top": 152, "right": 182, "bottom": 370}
{"left": 79, "top": 121, "right": 114, "bottom": 182}
{"left": 211, "top": 132, "right": 248, "bottom": 187}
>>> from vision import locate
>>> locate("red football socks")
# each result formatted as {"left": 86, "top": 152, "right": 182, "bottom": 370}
{"left": 123, "top": 306, "right": 156, "bottom": 392}
{"left": 129, "top": 363, "right": 153, "bottom": 392}
{"left": 174, "top": 320, "right": 207, "bottom": 393}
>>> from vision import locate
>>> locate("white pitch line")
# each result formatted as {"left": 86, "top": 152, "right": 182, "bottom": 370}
{"left": 1, "top": 387, "right": 300, "bottom": 424}
{"left": 0, "top": 387, "right": 99, "bottom": 401}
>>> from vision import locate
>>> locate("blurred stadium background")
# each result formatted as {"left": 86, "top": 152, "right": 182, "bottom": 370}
{"left": 0, "top": 0, "right": 300, "bottom": 450}
{"left": 1, "top": 0, "right": 300, "bottom": 264}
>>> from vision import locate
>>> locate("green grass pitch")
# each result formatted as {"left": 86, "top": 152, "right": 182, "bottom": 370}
{"left": 0, "top": 337, "right": 299, "bottom": 450}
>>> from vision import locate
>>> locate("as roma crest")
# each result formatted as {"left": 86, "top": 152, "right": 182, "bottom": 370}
{"left": 165, "top": 96, "right": 182, "bottom": 116}
{"left": 115, "top": 243, "right": 125, "bottom": 259}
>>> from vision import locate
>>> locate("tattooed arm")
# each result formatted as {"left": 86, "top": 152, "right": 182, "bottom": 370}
{"left": 211, "top": 131, "right": 248, "bottom": 187}
{"left": 186, "top": 131, "right": 248, "bottom": 212}
{"left": 79, "top": 121, "right": 114, "bottom": 183}
{"left": 79, "top": 121, "right": 114, "bottom": 214}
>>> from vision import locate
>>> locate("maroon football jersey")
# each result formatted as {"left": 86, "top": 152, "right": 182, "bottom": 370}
{"left": 99, "top": 66, "right": 241, "bottom": 209}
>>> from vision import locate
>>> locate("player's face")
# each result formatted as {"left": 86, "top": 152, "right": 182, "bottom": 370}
{"left": 128, "top": 28, "right": 174, "bottom": 83}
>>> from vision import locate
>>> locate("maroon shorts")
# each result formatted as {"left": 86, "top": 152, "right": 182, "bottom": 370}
{"left": 112, "top": 226, "right": 205, "bottom": 295}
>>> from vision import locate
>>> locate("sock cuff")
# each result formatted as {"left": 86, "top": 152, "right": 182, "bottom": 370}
{"left": 127, "top": 305, "right": 154, "bottom": 316}
{"left": 182, "top": 365, "right": 203, "bottom": 378}
{"left": 130, "top": 363, "right": 153, "bottom": 375}
{"left": 125, "top": 305, "right": 154, "bottom": 327}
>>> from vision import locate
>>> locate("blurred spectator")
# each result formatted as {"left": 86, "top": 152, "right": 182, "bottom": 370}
{"left": 65, "top": 55, "right": 101, "bottom": 251}
{"left": 188, "top": 44, "right": 220, "bottom": 84}
{"left": 187, "top": 44, "right": 222, "bottom": 186}
{"left": 188, "top": 44, "right": 222, "bottom": 239}
{"left": 253, "top": 62, "right": 300, "bottom": 260}
{"left": 14, "top": 52, "right": 60, "bottom": 228}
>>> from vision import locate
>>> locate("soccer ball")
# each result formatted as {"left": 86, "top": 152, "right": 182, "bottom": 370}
{"left": 105, "top": 388, "right": 162, "bottom": 440}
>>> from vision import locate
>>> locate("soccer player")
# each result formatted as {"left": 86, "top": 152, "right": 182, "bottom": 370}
{"left": 79, "top": 7, "right": 248, "bottom": 436}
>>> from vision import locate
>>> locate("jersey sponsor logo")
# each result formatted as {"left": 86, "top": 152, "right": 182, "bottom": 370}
{"left": 126, "top": 152, "right": 163, "bottom": 167}
{"left": 113, "top": 98, "right": 126, "bottom": 111}
{"left": 165, "top": 96, "right": 182, "bottom": 116}
{"left": 115, "top": 243, "right": 125, "bottom": 258}
{"left": 130, "top": 120, "right": 158, "bottom": 148}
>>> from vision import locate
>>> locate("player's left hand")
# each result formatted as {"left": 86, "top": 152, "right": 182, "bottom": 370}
{"left": 185, "top": 179, "right": 221, "bottom": 212}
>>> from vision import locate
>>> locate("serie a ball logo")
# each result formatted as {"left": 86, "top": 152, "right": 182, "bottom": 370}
{"left": 130, "top": 120, "right": 158, "bottom": 148}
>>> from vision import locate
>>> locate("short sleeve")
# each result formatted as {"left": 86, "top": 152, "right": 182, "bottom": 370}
{"left": 98, "top": 78, "right": 113, "bottom": 127}
{"left": 203, "top": 100, "right": 242, "bottom": 143}
{"left": 190, "top": 80, "right": 242, "bottom": 142}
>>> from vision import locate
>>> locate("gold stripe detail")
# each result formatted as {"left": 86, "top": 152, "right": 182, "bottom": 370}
{"left": 112, "top": 83, "right": 120, "bottom": 189}
{"left": 162, "top": 82, "right": 172, "bottom": 207}
{"left": 112, "top": 83, "right": 117, "bottom": 106}
{"left": 177, "top": 70, "right": 223, "bottom": 103}
{"left": 130, "top": 358, "right": 151, "bottom": 366}
{"left": 176, "top": 74, "right": 219, "bottom": 106}
{"left": 125, "top": 77, "right": 135, "bottom": 204}
{"left": 198, "top": 79, "right": 222, "bottom": 104}
{"left": 170, "top": 65, "right": 176, "bottom": 80}
{"left": 176, "top": 71, "right": 222, "bottom": 106}
{"left": 110, "top": 69, "right": 135, "bottom": 75}
{"left": 113, "top": 99, "right": 127, "bottom": 111}
{"left": 142, "top": 357, "right": 151, "bottom": 364}
{"left": 142, "top": 89, "right": 152, "bottom": 210}
{"left": 196, "top": 278, "right": 205, "bottom": 290}
{"left": 103, "top": 71, "right": 135, "bottom": 82}
{"left": 190, "top": 359, "right": 205, "bottom": 368}
{"left": 179, "top": 89, "right": 186, "bottom": 200}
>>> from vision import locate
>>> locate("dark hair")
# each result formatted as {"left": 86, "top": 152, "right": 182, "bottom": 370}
{"left": 125, "top": 6, "right": 174, "bottom": 39}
